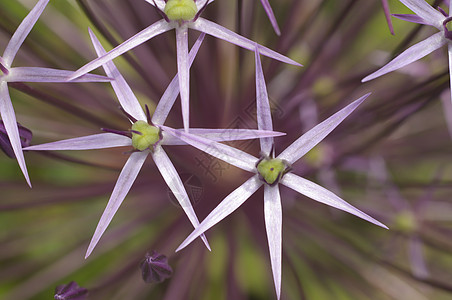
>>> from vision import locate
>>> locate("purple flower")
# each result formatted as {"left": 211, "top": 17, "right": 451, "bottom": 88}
{"left": 68, "top": 0, "right": 301, "bottom": 132}
{"left": 25, "top": 31, "right": 285, "bottom": 258}
{"left": 54, "top": 281, "right": 88, "bottom": 300}
{"left": 140, "top": 251, "right": 173, "bottom": 283}
{"left": 163, "top": 48, "right": 387, "bottom": 300}
{"left": 0, "top": 0, "right": 110, "bottom": 187}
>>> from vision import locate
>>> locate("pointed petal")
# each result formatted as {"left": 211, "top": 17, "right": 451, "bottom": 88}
{"left": 281, "top": 173, "right": 388, "bottom": 229}
{"left": 152, "top": 33, "right": 205, "bottom": 125}
{"left": 3, "top": 0, "right": 50, "bottom": 66}
{"left": 255, "top": 48, "right": 274, "bottom": 155}
{"left": 161, "top": 128, "right": 285, "bottom": 145}
{"left": 86, "top": 151, "right": 148, "bottom": 258}
{"left": 196, "top": 0, "right": 215, "bottom": 11}
{"left": 143, "top": 0, "right": 166, "bottom": 10}
{"left": 399, "top": 0, "right": 444, "bottom": 28}
{"left": 24, "top": 133, "right": 131, "bottom": 151}
{"left": 69, "top": 20, "right": 174, "bottom": 80}
{"left": 448, "top": 43, "right": 452, "bottom": 129}
{"left": 176, "top": 26, "right": 190, "bottom": 132}
{"left": 88, "top": 28, "right": 146, "bottom": 121}
{"left": 381, "top": 0, "right": 394, "bottom": 34}
{"left": 278, "top": 94, "right": 370, "bottom": 164}
{"left": 450, "top": 0, "right": 452, "bottom": 16}
{"left": 264, "top": 185, "right": 282, "bottom": 300}
{"left": 151, "top": 146, "right": 210, "bottom": 249}
{"left": 362, "top": 32, "right": 446, "bottom": 82}
{"left": 392, "top": 14, "right": 429, "bottom": 25}
{"left": 260, "top": 0, "right": 281, "bottom": 36}
{"left": 176, "top": 175, "right": 262, "bottom": 251}
{"left": 409, "top": 235, "right": 429, "bottom": 278}
{"left": 0, "top": 82, "right": 30, "bottom": 186}
{"left": 189, "top": 18, "right": 302, "bottom": 66}
{"left": 6, "top": 67, "right": 111, "bottom": 83}
{"left": 161, "top": 125, "right": 257, "bottom": 172}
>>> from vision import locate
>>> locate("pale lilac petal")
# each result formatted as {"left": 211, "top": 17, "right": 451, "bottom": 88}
{"left": 392, "top": 14, "right": 429, "bottom": 25}
{"left": 281, "top": 173, "right": 388, "bottom": 229}
{"left": 450, "top": 0, "right": 452, "bottom": 15}
{"left": 86, "top": 151, "right": 148, "bottom": 258}
{"left": 362, "top": 32, "right": 446, "bottom": 82}
{"left": 3, "top": 0, "right": 50, "bottom": 66}
{"left": 161, "top": 125, "right": 257, "bottom": 172}
{"left": 176, "top": 26, "right": 190, "bottom": 132}
{"left": 69, "top": 20, "right": 174, "bottom": 80}
{"left": 264, "top": 185, "right": 282, "bottom": 300}
{"left": 151, "top": 146, "right": 210, "bottom": 250}
{"left": 195, "top": 0, "right": 215, "bottom": 11}
{"left": 24, "top": 133, "right": 131, "bottom": 151}
{"left": 448, "top": 43, "right": 452, "bottom": 122}
{"left": 255, "top": 48, "right": 274, "bottom": 155}
{"left": 88, "top": 28, "right": 146, "bottom": 121}
{"left": 161, "top": 128, "right": 285, "bottom": 145}
{"left": 152, "top": 33, "right": 205, "bottom": 125}
{"left": 260, "top": 0, "right": 281, "bottom": 35}
{"left": 6, "top": 67, "right": 110, "bottom": 83}
{"left": 399, "top": 0, "right": 444, "bottom": 28}
{"left": 143, "top": 0, "right": 166, "bottom": 10}
{"left": 176, "top": 175, "right": 262, "bottom": 251}
{"left": 0, "top": 82, "right": 30, "bottom": 186}
{"left": 277, "top": 94, "right": 369, "bottom": 164}
{"left": 189, "top": 18, "right": 302, "bottom": 66}
{"left": 409, "top": 235, "right": 429, "bottom": 278}
{"left": 381, "top": 0, "right": 394, "bottom": 34}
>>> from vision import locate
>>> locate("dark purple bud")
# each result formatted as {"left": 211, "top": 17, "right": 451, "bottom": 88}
{"left": 0, "top": 120, "right": 32, "bottom": 158}
{"left": 54, "top": 281, "right": 88, "bottom": 300}
{"left": 140, "top": 251, "right": 173, "bottom": 283}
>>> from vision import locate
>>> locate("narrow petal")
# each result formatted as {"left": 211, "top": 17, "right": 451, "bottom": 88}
{"left": 0, "top": 82, "right": 30, "bottom": 186}
{"left": 161, "top": 128, "right": 285, "bottom": 145}
{"left": 69, "top": 20, "right": 174, "bottom": 80}
{"left": 143, "top": 0, "right": 166, "bottom": 10}
{"left": 195, "top": 0, "right": 215, "bottom": 11}
{"left": 281, "top": 173, "right": 388, "bottom": 229}
{"left": 176, "top": 175, "right": 262, "bottom": 251}
{"left": 3, "top": 0, "right": 50, "bottom": 66}
{"left": 448, "top": 43, "right": 452, "bottom": 127}
{"left": 277, "top": 94, "right": 370, "bottom": 164}
{"left": 255, "top": 48, "right": 274, "bottom": 155}
{"left": 260, "top": 0, "right": 281, "bottom": 36}
{"left": 362, "top": 32, "right": 446, "bottom": 82}
{"left": 176, "top": 26, "right": 190, "bottom": 132}
{"left": 450, "top": 0, "right": 452, "bottom": 16}
{"left": 381, "top": 0, "right": 394, "bottom": 34}
{"left": 392, "top": 14, "right": 430, "bottom": 25}
{"left": 86, "top": 151, "right": 148, "bottom": 258}
{"left": 409, "top": 235, "right": 429, "bottom": 278}
{"left": 88, "top": 28, "right": 146, "bottom": 121}
{"left": 399, "top": 0, "right": 444, "bottom": 28}
{"left": 151, "top": 146, "right": 210, "bottom": 250}
{"left": 152, "top": 33, "right": 205, "bottom": 125}
{"left": 24, "top": 133, "right": 131, "bottom": 151}
{"left": 6, "top": 67, "right": 111, "bottom": 83}
{"left": 161, "top": 125, "right": 257, "bottom": 172}
{"left": 189, "top": 18, "right": 302, "bottom": 66}
{"left": 264, "top": 185, "right": 282, "bottom": 300}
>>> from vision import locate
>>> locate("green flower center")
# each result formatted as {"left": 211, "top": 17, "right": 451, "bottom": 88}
{"left": 256, "top": 157, "right": 290, "bottom": 185}
{"left": 393, "top": 211, "right": 417, "bottom": 234}
{"left": 164, "top": 0, "right": 198, "bottom": 22}
{"left": 131, "top": 120, "right": 161, "bottom": 151}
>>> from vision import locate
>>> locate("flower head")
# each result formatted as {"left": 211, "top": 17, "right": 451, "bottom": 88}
{"left": 140, "top": 251, "right": 173, "bottom": 283}
{"left": 54, "top": 281, "right": 88, "bottom": 300}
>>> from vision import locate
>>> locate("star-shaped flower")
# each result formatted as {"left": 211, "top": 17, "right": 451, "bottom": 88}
{"left": 1, "top": 0, "right": 110, "bottom": 186}
{"left": 68, "top": 0, "right": 301, "bottom": 132}
{"left": 162, "top": 49, "right": 387, "bottom": 299}
{"left": 362, "top": 1, "right": 451, "bottom": 90}
{"left": 25, "top": 31, "right": 284, "bottom": 258}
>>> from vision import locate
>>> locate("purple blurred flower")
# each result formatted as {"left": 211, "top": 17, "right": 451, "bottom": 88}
{"left": 163, "top": 48, "right": 387, "bottom": 299}
{"left": 54, "top": 281, "right": 88, "bottom": 300}
{"left": 140, "top": 251, "right": 173, "bottom": 283}
{"left": 69, "top": 0, "right": 301, "bottom": 132}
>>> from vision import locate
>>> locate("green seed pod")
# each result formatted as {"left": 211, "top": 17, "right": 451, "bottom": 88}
{"left": 131, "top": 120, "right": 160, "bottom": 151}
{"left": 164, "top": 0, "right": 198, "bottom": 22}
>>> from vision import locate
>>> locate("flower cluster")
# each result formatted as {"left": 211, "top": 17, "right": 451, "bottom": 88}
{"left": 2, "top": 0, "right": 452, "bottom": 299}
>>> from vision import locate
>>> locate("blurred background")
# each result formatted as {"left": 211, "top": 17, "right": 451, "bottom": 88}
{"left": 1, "top": 0, "right": 452, "bottom": 299}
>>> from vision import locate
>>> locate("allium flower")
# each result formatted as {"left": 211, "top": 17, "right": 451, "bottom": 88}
{"left": 362, "top": 1, "right": 452, "bottom": 94}
{"left": 0, "top": 0, "right": 110, "bottom": 186}
{"left": 140, "top": 251, "right": 173, "bottom": 283}
{"left": 162, "top": 49, "right": 387, "bottom": 299}
{"left": 25, "top": 31, "right": 284, "bottom": 258}
{"left": 54, "top": 281, "right": 88, "bottom": 300}
{"left": 69, "top": 0, "right": 301, "bottom": 132}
